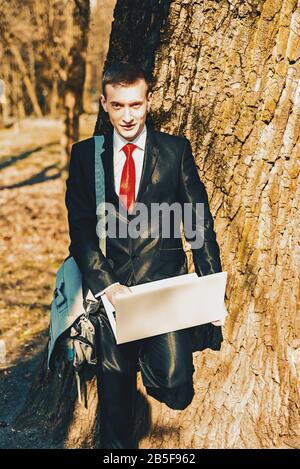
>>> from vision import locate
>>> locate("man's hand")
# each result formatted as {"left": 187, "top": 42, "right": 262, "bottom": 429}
{"left": 211, "top": 320, "right": 223, "bottom": 326}
{"left": 211, "top": 303, "right": 228, "bottom": 326}
{"left": 105, "top": 284, "right": 132, "bottom": 309}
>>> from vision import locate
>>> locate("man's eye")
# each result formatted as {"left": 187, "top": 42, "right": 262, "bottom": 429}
{"left": 112, "top": 104, "right": 121, "bottom": 109}
{"left": 132, "top": 104, "right": 141, "bottom": 109}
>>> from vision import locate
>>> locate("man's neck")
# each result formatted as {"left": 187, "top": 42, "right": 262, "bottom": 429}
{"left": 113, "top": 125, "right": 147, "bottom": 153}
{"left": 114, "top": 124, "right": 146, "bottom": 144}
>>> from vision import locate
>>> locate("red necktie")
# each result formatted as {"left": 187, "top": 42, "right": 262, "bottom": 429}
{"left": 119, "top": 143, "right": 137, "bottom": 213}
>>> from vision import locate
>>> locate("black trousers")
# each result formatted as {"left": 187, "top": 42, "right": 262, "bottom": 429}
{"left": 95, "top": 303, "right": 195, "bottom": 449}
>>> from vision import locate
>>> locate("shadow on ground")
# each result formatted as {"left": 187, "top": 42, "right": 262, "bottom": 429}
{"left": 0, "top": 164, "right": 62, "bottom": 190}
{"left": 0, "top": 142, "right": 60, "bottom": 171}
{"left": 0, "top": 330, "right": 62, "bottom": 449}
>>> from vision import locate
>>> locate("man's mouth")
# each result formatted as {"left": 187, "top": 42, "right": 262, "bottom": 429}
{"left": 121, "top": 124, "right": 136, "bottom": 130}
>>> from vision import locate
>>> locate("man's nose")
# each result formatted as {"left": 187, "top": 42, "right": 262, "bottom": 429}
{"left": 123, "top": 107, "right": 133, "bottom": 122}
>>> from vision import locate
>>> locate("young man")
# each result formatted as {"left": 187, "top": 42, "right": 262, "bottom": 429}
{"left": 66, "top": 62, "right": 223, "bottom": 449}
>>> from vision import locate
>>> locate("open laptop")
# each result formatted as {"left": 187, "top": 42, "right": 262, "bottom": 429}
{"left": 101, "top": 271, "right": 227, "bottom": 344}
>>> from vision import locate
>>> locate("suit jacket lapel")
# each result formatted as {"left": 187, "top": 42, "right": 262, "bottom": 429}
{"left": 101, "top": 130, "right": 118, "bottom": 205}
{"left": 135, "top": 126, "right": 159, "bottom": 204}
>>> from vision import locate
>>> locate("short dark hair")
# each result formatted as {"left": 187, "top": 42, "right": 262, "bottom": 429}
{"left": 102, "top": 61, "right": 152, "bottom": 98}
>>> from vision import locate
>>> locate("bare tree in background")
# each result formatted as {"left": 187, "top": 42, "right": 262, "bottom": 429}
{"left": 15, "top": 0, "right": 299, "bottom": 449}
{"left": 62, "top": 0, "right": 90, "bottom": 160}
{"left": 0, "top": 0, "right": 43, "bottom": 117}
{"left": 0, "top": 1, "right": 89, "bottom": 123}
{"left": 0, "top": 0, "right": 113, "bottom": 160}
{"left": 83, "top": 0, "right": 115, "bottom": 113}
{"left": 0, "top": 0, "right": 73, "bottom": 119}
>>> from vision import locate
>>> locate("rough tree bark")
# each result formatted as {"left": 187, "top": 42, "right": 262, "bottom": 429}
{"left": 16, "top": 0, "right": 300, "bottom": 449}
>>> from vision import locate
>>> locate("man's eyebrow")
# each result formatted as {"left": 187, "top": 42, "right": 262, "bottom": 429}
{"left": 110, "top": 100, "right": 143, "bottom": 105}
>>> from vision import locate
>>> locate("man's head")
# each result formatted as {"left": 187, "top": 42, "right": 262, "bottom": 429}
{"left": 100, "top": 61, "right": 153, "bottom": 141}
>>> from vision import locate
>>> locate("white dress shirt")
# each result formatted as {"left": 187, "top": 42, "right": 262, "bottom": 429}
{"left": 113, "top": 124, "right": 147, "bottom": 197}
{"left": 94, "top": 124, "right": 147, "bottom": 298}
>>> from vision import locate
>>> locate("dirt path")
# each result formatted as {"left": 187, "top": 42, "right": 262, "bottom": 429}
{"left": 0, "top": 116, "right": 96, "bottom": 448}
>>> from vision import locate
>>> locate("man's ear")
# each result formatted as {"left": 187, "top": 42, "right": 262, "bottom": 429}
{"left": 147, "top": 92, "right": 153, "bottom": 111}
{"left": 100, "top": 94, "right": 107, "bottom": 112}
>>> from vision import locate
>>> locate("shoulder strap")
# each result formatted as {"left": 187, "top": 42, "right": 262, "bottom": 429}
{"left": 94, "top": 135, "right": 106, "bottom": 257}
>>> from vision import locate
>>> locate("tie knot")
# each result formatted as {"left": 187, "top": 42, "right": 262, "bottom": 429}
{"left": 122, "top": 143, "right": 137, "bottom": 158}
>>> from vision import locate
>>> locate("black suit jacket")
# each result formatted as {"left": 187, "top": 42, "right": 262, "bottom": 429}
{"left": 65, "top": 127, "right": 223, "bottom": 352}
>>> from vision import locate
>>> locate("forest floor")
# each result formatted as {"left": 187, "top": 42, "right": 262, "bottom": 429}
{"left": 0, "top": 115, "right": 97, "bottom": 448}
{"left": 0, "top": 117, "right": 297, "bottom": 450}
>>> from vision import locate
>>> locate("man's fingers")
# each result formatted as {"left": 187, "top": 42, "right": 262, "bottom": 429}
{"left": 116, "top": 285, "right": 131, "bottom": 295}
{"left": 211, "top": 320, "right": 223, "bottom": 326}
{"left": 111, "top": 285, "right": 131, "bottom": 302}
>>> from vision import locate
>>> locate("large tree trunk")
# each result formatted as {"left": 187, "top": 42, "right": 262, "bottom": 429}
{"left": 16, "top": 0, "right": 300, "bottom": 449}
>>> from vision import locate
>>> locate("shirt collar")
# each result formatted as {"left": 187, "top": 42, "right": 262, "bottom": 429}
{"left": 113, "top": 124, "right": 147, "bottom": 153}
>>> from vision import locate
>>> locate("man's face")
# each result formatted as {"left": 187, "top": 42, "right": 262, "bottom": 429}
{"left": 100, "top": 79, "right": 152, "bottom": 141}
